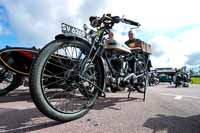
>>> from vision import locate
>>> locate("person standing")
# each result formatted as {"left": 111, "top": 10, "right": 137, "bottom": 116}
{"left": 125, "top": 30, "right": 152, "bottom": 72}
{"left": 125, "top": 30, "right": 142, "bottom": 48}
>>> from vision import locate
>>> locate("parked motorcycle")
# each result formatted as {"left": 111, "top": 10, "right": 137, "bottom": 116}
{"left": 174, "top": 72, "right": 189, "bottom": 88}
{"left": 148, "top": 71, "right": 159, "bottom": 86}
{"left": 0, "top": 46, "right": 38, "bottom": 95}
{"left": 29, "top": 14, "right": 151, "bottom": 122}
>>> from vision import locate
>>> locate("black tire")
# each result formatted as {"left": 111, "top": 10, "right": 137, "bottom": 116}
{"left": 149, "top": 77, "right": 159, "bottom": 86}
{"left": 0, "top": 64, "right": 22, "bottom": 96}
{"left": 29, "top": 39, "right": 104, "bottom": 122}
{"left": 175, "top": 76, "right": 181, "bottom": 88}
{"left": 133, "top": 58, "right": 147, "bottom": 94}
{"left": 175, "top": 83, "right": 178, "bottom": 88}
{"left": 155, "top": 78, "right": 159, "bottom": 85}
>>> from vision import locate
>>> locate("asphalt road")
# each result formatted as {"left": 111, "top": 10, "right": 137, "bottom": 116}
{"left": 0, "top": 83, "right": 200, "bottom": 133}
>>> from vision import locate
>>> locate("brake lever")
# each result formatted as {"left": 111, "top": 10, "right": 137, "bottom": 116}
{"left": 130, "top": 26, "right": 139, "bottom": 30}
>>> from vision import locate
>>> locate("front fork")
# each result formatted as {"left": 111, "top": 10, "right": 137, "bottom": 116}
{"left": 80, "top": 42, "right": 106, "bottom": 97}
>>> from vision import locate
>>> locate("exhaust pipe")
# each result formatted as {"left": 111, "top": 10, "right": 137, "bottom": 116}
{"left": 123, "top": 73, "right": 144, "bottom": 82}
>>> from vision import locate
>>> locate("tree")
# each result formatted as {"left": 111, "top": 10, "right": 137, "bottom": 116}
{"left": 189, "top": 69, "right": 194, "bottom": 76}
{"left": 198, "top": 66, "right": 200, "bottom": 75}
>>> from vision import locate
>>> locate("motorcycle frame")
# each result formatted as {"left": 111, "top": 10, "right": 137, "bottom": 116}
{"left": 57, "top": 22, "right": 149, "bottom": 96}
{"left": 79, "top": 27, "right": 148, "bottom": 91}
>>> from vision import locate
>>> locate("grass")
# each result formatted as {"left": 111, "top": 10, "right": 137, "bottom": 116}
{"left": 191, "top": 77, "right": 200, "bottom": 84}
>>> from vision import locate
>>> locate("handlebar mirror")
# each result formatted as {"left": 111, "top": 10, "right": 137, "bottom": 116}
{"left": 83, "top": 24, "right": 88, "bottom": 31}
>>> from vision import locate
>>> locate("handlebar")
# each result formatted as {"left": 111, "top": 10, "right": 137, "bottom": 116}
{"left": 89, "top": 14, "right": 140, "bottom": 28}
{"left": 123, "top": 18, "right": 140, "bottom": 26}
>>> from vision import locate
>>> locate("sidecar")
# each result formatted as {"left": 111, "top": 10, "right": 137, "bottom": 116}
{"left": 0, "top": 46, "right": 39, "bottom": 95}
{"left": 0, "top": 46, "right": 79, "bottom": 95}
{"left": 0, "top": 46, "right": 39, "bottom": 76}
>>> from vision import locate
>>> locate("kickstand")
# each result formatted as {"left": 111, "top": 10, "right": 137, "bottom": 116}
{"left": 143, "top": 93, "right": 145, "bottom": 101}
{"left": 128, "top": 90, "right": 146, "bottom": 101}
{"left": 128, "top": 90, "right": 131, "bottom": 99}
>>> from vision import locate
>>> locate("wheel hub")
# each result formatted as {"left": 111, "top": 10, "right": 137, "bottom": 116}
{"left": 64, "top": 69, "right": 80, "bottom": 82}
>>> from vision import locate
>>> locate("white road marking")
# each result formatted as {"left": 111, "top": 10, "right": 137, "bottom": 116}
{"left": 174, "top": 95, "right": 183, "bottom": 100}
{"left": 161, "top": 93, "right": 200, "bottom": 99}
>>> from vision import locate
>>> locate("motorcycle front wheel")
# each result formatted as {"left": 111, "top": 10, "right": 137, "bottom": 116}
{"left": 29, "top": 39, "right": 104, "bottom": 122}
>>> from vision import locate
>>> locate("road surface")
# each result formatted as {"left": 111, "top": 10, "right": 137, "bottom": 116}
{"left": 0, "top": 83, "right": 200, "bottom": 133}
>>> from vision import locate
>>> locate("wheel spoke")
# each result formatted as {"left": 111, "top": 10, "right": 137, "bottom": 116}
{"left": 47, "top": 60, "right": 68, "bottom": 70}
{"left": 43, "top": 78, "right": 65, "bottom": 88}
{"left": 43, "top": 70, "right": 65, "bottom": 80}
{"left": 0, "top": 68, "right": 14, "bottom": 90}
{"left": 37, "top": 42, "right": 102, "bottom": 115}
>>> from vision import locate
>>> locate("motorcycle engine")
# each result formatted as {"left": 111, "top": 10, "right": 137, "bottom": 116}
{"left": 105, "top": 53, "right": 128, "bottom": 89}
{"left": 110, "top": 56, "right": 123, "bottom": 73}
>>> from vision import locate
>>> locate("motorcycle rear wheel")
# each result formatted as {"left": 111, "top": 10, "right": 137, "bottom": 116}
{"left": 0, "top": 63, "right": 22, "bottom": 96}
{"left": 133, "top": 58, "right": 147, "bottom": 94}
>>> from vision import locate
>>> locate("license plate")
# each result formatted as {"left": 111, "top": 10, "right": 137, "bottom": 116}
{"left": 61, "top": 23, "right": 86, "bottom": 38}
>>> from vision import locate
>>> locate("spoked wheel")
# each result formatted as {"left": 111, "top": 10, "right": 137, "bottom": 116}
{"left": 133, "top": 58, "right": 148, "bottom": 101}
{"left": 29, "top": 39, "right": 104, "bottom": 122}
{"left": 153, "top": 78, "right": 160, "bottom": 85}
{"left": 175, "top": 76, "right": 181, "bottom": 88}
{"left": 0, "top": 63, "right": 22, "bottom": 96}
{"left": 149, "top": 77, "right": 159, "bottom": 86}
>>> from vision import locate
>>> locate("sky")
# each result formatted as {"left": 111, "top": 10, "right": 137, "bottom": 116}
{"left": 0, "top": 0, "right": 200, "bottom": 69}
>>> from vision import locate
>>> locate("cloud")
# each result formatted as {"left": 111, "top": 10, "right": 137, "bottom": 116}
{"left": 99, "top": 0, "right": 200, "bottom": 68}
{"left": 0, "top": 25, "right": 10, "bottom": 35}
{"left": 1, "top": 0, "right": 109, "bottom": 47}
{"left": 77, "top": 0, "right": 107, "bottom": 25}
{"left": 1, "top": 0, "right": 200, "bottom": 68}
{"left": 186, "top": 52, "right": 200, "bottom": 66}
{"left": 174, "top": 27, "right": 200, "bottom": 54}
{"left": 148, "top": 35, "right": 190, "bottom": 68}
{"left": 150, "top": 27, "right": 200, "bottom": 68}
{"left": 150, "top": 41, "right": 165, "bottom": 57}
{"left": 0, "top": 6, "right": 11, "bottom": 35}
{"left": 2, "top": 0, "right": 84, "bottom": 47}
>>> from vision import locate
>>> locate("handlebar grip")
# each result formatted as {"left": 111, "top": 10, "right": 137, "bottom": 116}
{"left": 89, "top": 16, "right": 101, "bottom": 27}
{"left": 124, "top": 18, "right": 140, "bottom": 26}
{"left": 89, "top": 16, "right": 97, "bottom": 22}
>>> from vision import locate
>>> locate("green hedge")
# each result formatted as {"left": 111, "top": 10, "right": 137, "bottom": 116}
{"left": 191, "top": 77, "right": 200, "bottom": 84}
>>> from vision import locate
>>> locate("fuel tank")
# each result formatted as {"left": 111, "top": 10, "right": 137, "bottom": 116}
{"left": 104, "top": 39, "right": 131, "bottom": 54}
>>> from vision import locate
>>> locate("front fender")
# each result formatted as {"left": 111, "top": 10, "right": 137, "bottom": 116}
{"left": 55, "top": 34, "right": 106, "bottom": 91}
{"left": 55, "top": 34, "right": 91, "bottom": 44}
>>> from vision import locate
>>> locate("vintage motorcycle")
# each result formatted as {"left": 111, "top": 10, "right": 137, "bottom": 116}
{"left": 0, "top": 46, "right": 38, "bottom": 96}
{"left": 29, "top": 14, "right": 151, "bottom": 122}
{"left": 174, "top": 71, "right": 189, "bottom": 87}
{"left": 148, "top": 71, "right": 159, "bottom": 86}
